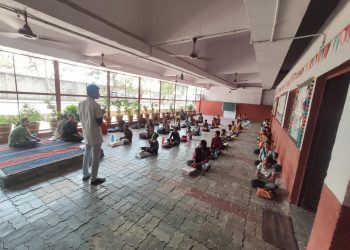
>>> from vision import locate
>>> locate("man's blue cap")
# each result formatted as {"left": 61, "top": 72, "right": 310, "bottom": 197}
{"left": 87, "top": 84, "right": 99, "bottom": 97}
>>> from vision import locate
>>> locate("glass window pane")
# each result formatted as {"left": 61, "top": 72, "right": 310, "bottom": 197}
{"left": 175, "top": 100, "right": 186, "bottom": 111}
{"left": 175, "top": 84, "right": 187, "bottom": 101}
{"left": 160, "top": 100, "right": 174, "bottom": 112}
{"left": 0, "top": 93, "right": 19, "bottom": 117}
{"left": 161, "top": 82, "right": 175, "bottom": 100}
{"left": 140, "top": 99, "right": 151, "bottom": 113}
{"left": 86, "top": 68, "right": 107, "bottom": 95}
{"left": 0, "top": 51, "right": 16, "bottom": 91}
{"left": 60, "top": 63, "right": 87, "bottom": 95}
{"left": 140, "top": 78, "right": 151, "bottom": 99}
{"left": 125, "top": 76, "right": 138, "bottom": 98}
{"left": 17, "top": 94, "right": 56, "bottom": 131}
{"left": 187, "top": 86, "right": 196, "bottom": 101}
{"left": 14, "top": 54, "right": 55, "bottom": 93}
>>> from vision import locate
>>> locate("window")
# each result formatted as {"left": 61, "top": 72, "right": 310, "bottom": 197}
{"left": 161, "top": 82, "right": 175, "bottom": 100}
{"left": 110, "top": 73, "right": 138, "bottom": 98}
{"left": 14, "top": 54, "right": 55, "bottom": 93}
{"left": 175, "top": 100, "right": 186, "bottom": 111}
{"left": 86, "top": 68, "right": 107, "bottom": 95}
{"left": 0, "top": 51, "right": 16, "bottom": 91}
{"left": 140, "top": 77, "right": 160, "bottom": 99}
{"left": 60, "top": 63, "right": 87, "bottom": 95}
{"left": 187, "top": 86, "right": 196, "bottom": 101}
{"left": 175, "top": 84, "right": 187, "bottom": 101}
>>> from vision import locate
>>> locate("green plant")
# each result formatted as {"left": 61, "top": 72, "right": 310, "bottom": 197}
{"left": 63, "top": 104, "right": 79, "bottom": 121}
{"left": 187, "top": 104, "right": 194, "bottom": 111}
{"left": 112, "top": 99, "right": 122, "bottom": 115}
{"left": 131, "top": 102, "right": 140, "bottom": 114}
{"left": 20, "top": 104, "right": 41, "bottom": 122}
{"left": 143, "top": 105, "right": 148, "bottom": 113}
{"left": 44, "top": 99, "right": 58, "bottom": 121}
{"left": 0, "top": 115, "right": 18, "bottom": 125}
{"left": 150, "top": 103, "right": 155, "bottom": 113}
{"left": 169, "top": 103, "right": 174, "bottom": 112}
{"left": 121, "top": 100, "right": 132, "bottom": 116}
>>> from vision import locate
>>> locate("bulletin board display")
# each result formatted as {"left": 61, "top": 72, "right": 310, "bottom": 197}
{"left": 276, "top": 94, "right": 287, "bottom": 124}
{"left": 287, "top": 80, "right": 314, "bottom": 148}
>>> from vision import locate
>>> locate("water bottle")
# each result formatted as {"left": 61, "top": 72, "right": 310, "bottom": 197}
{"left": 109, "top": 134, "right": 115, "bottom": 143}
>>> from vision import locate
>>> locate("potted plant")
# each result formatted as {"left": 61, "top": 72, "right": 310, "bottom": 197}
{"left": 121, "top": 100, "right": 133, "bottom": 124}
{"left": 20, "top": 104, "right": 42, "bottom": 134}
{"left": 187, "top": 103, "right": 194, "bottom": 116}
{"left": 143, "top": 105, "right": 150, "bottom": 120}
{"left": 112, "top": 99, "right": 123, "bottom": 121}
{"left": 44, "top": 99, "right": 60, "bottom": 132}
{"left": 63, "top": 104, "right": 79, "bottom": 121}
{"left": 0, "top": 115, "right": 17, "bottom": 142}
{"left": 101, "top": 97, "right": 111, "bottom": 123}
{"left": 132, "top": 102, "right": 141, "bottom": 121}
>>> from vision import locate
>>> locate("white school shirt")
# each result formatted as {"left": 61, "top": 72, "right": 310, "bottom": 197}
{"left": 78, "top": 97, "right": 103, "bottom": 145}
{"left": 257, "top": 163, "right": 276, "bottom": 178}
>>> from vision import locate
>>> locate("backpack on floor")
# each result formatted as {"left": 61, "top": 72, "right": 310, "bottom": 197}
{"left": 256, "top": 188, "right": 273, "bottom": 200}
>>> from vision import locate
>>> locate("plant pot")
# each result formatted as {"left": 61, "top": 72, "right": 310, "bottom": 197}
{"left": 127, "top": 115, "right": 133, "bottom": 124}
{"left": 0, "top": 124, "right": 12, "bottom": 141}
{"left": 49, "top": 120, "right": 58, "bottom": 132}
{"left": 116, "top": 114, "right": 123, "bottom": 121}
{"left": 104, "top": 116, "right": 112, "bottom": 124}
{"left": 28, "top": 122, "right": 40, "bottom": 134}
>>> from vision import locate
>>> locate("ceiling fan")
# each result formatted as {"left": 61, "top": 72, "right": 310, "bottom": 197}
{"left": 170, "top": 37, "right": 212, "bottom": 61}
{"left": 0, "top": 10, "right": 64, "bottom": 43}
{"left": 233, "top": 73, "right": 249, "bottom": 83}
{"left": 84, "top": 53, "right": 121, "bottom": 68}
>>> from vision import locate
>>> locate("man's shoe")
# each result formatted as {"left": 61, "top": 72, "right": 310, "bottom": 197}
{"left": 91, "top": 178, "right": 106, "bottom": 185}
{"left": 82, "top": 174, "right": 90, "bottom": 181}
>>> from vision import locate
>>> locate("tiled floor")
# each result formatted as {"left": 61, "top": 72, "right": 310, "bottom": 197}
{"left": 0, "top": 121, "right": 292, "bottom": 250}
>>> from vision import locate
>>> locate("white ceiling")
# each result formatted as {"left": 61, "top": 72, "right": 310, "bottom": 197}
{"left": 0, "top": 0, "right": 311, "bottom": 90}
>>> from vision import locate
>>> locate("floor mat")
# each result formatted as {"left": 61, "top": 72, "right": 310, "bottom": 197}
{"left": 0, "top": 140, "right": 84, "bottom": 176}
{"left": 262, "top": 209, "right": 298, "bottom": 250}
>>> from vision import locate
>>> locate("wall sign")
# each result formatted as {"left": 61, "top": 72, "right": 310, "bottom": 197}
{"left": 276, "top": 94, "right": 287, "bottom": 124}
{"left": 287, "top": 79, "right": 314, "bottom": 148}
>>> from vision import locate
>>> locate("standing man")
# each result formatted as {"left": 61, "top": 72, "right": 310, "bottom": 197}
{"left": 79, "top": 84, "right": 105, "bottom": 185}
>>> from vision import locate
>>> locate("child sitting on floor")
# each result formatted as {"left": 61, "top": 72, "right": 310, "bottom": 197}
{"left": 172, "top": 118, "right": 181, "bottom": 130}
{"left": 157, "top": 118, "right": 170, "bottom": 134}
{"left": 186, "top": 140, "right": 212, "bottom": 174}
{"left": 251, "top": 155, "right": 278, "bottom": 191}
{"left": 62, "top": 115, "right": 84, "bottom": 142}
{"left": 120, "top": 124, "right": 133, "bottom": 144}
{"left": 193, "top": 122, "right": 201, "bottom": 136}
{"left": 140, "top": 123, "right": 154, "bottom": 139}
{"left": 138, "top": 133, "right": 159, "bottom": 158}
{"left": 211, "top": 130, "right": 223, "bottom": 159}
{"left": 202, "top": 120, "right": 210, "bottom": 132}
{"left": 216, "top": 115, "right": 221, "bottom": 125}
{"left": 211, "top": 118, "right": 218, "bottom": 128}
{"left": 256, "top": 140, "right": 278, "bottom": 165}
{"left": 163, "top": 127, "right": 180, "bottom": 147}
{"left": 186, "top": 126, "right": 193, "bottom": 140}
{"left": 197, "top": 113, "right": 203, "bottom": 123}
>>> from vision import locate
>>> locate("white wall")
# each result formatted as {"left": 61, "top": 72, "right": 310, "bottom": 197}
{"left": 203, "top": 86, "right": 263, "bottom": 105}
{"left": 261, "top": 89, "right": 275, "bottom": 105}
{"left": 325, "top": 86, "right": 350, "bottom": 206}
{"left": 275, "top": 0, "right": 350, "bottom": 204}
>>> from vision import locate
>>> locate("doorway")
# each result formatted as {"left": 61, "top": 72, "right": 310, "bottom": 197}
{"left": 299, "top": 72, "right": 350, "bottom": 211}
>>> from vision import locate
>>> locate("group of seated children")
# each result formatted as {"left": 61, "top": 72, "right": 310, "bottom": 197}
{"left": 211, "top": 115, "right": 221, "bottom": 128}
{"left": 251, "top": 119, "right": 281, "bottom": 196}
{"left": 196, "top": 113, "right": 203, "bottom": 123}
